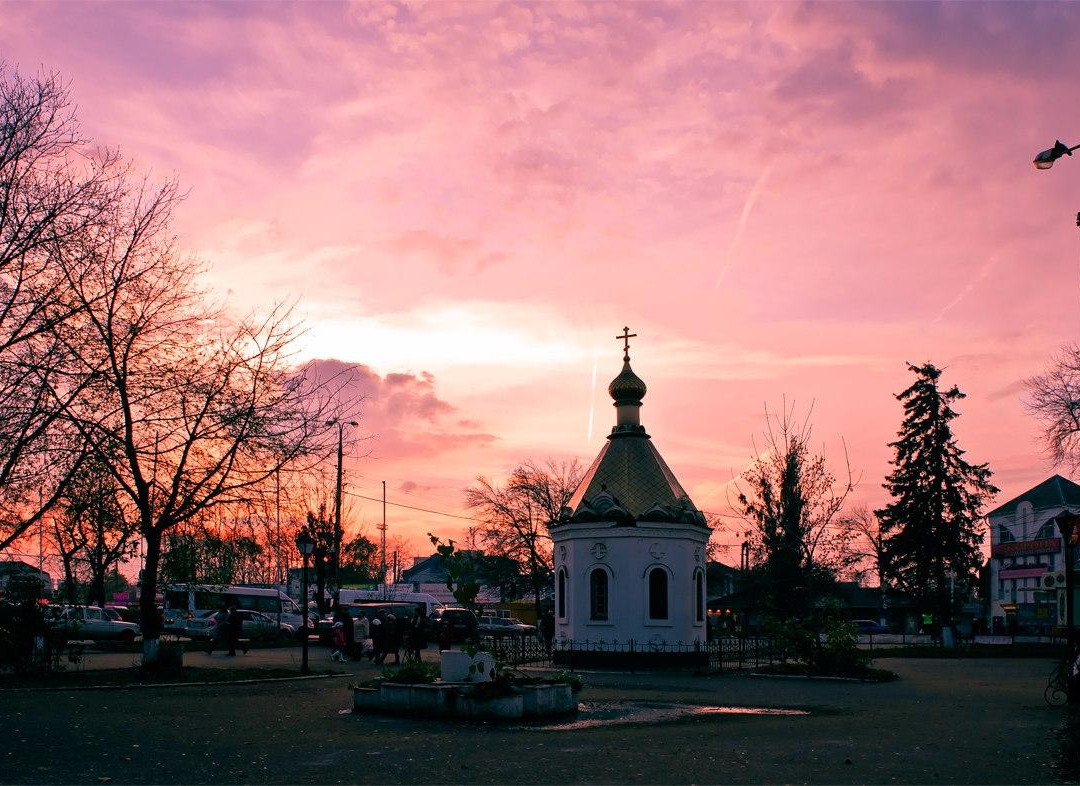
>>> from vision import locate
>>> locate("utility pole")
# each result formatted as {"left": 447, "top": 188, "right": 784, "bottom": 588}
{"left": 379, "top": 480, "right": 387, "bottom": 588}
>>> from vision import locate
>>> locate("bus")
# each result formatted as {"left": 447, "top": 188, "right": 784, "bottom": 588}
{"left": 163, "top": 584, "right": 306, "bottom": 634}
{"left": 336, "top": 589, "right": 444, "bottom": 616}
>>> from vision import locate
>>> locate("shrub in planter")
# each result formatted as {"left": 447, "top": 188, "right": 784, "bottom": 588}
{"left": 382, "top": 661, "right": 440, "bottom": 684}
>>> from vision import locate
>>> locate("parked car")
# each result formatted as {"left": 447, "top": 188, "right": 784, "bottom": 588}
{"left": 183, "top": 609, "right": 294, "bottom": 641}
{"left": 853, "top": 619, "right": 890, "bottom": 635}
{"left": 52, "top": 606, "right": 140, "bottom": 641}
{"left": 478, "top": 616, "right": 536, "bottom": 638}
{"left": 431, "top": 607, "right": 478, "bottom": 643}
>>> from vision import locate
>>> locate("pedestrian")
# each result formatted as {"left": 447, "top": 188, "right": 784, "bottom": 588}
{"left": 226, "top": 604, "right": 244, "bottom": 656}
{"left": 330, "top": 621, "right": 347, "bottom": 663}
{"left": 405, "top": 608, "right": 425, "bottom": 663}
{"left": 353, "top": 612, "right": 371, "bottom": 660}
{"left": 388, "top": 613, "right": 405, "bottom": 665}
{"left": 370, "top": 615, "right": 385, "bottom": 664}
{"left": 206, "top": 605, "right": 229, "bottom": 655}
{"left": 541, "top": 610, "right": 555, "bottom": 655}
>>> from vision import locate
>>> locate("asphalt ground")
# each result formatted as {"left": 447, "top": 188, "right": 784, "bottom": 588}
{"left": 0, "top": 651, "right": 1070, "bottom": 785}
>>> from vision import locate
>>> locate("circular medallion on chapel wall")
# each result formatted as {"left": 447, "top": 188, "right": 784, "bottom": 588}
{"left": 590, "top": 542, "right": 607, "bottom": 560}
{"left": 648, "top": 542, "right": 665, "bottom": 559}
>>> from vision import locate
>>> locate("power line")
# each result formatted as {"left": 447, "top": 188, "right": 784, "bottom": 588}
{"left": 343, "top": 490, "right": 477, "bottom": 522}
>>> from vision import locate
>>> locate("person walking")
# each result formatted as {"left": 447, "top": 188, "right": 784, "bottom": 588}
{"left": 541, "top": 610, "right": 555, "bottom": 655}
{"left": 206, "top": 605, "right": 229, "bottom": 655}
{"left": 330, "top": 621, "right": 347, "bottom": 663}
{"left": 405, "top": 608, "right": 426, "bottom": 663}
{"left": 226, "top": 604, "right": 244, "bottom": 656}
{"left": 370, "top": 614, "right": 385, "bottom": 664}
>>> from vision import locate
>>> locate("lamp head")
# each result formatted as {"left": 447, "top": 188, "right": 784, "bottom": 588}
{"left": 1034, "top": 140, "right": 1073, "bottom": 170}
{"left": 295, "top": 530, "right": 316, "bottom": 556}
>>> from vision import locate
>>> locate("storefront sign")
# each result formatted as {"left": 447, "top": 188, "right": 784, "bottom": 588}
{"left": 991, "top": 537, "right": 1061, "bottom": 558}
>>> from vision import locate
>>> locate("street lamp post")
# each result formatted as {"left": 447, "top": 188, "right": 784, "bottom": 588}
{"left": 1054, "top": 511, "right": 1079, "bottom": 702}
{"left": 295, "top": 530, "right": 315, "bottom": 674}
{"left": 327, "top": 419, "right": 358, "bottom": 608}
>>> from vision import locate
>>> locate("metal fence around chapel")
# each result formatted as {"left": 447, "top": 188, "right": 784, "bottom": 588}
{"left": 478, "top": 634, "right": 781, "bottom": 674}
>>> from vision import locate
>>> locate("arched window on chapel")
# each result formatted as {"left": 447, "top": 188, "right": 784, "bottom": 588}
{"left": 648, "top": 567, "right": 668, "bottom": 620}
{"left": 589, "top": 569, "right": 608, "bottom": 621}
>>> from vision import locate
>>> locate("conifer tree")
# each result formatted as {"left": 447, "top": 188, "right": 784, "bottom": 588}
{"left": 877, "top": 364, "right": 997, "bottom": 631}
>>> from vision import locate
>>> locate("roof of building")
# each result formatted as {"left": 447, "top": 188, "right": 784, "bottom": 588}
{"left": 558, "top": 343, "right": 707, "bottom": 529}
{"left": 986, "top": 474, "right": 1080, "bottom": 518}
{"left": 0, "top": 560, "right": 44, "bottom": 575}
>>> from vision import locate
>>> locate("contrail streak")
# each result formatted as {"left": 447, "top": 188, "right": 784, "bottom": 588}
{"left": 718, "top": 164, "right": 773, "bottom": 284}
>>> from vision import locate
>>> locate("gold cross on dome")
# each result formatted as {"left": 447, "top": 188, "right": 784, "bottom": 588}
{"left": 616, "top": 326, "right": 637, "bottom": 358}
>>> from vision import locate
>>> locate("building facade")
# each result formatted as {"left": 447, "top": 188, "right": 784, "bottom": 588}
{"left": 551, "top": 334, "right": 710, "bottom": 648}
{"left": 987, "top": 475, "right": 1080, "bottom": 634}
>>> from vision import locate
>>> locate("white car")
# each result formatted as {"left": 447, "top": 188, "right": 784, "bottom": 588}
{"left": 183, "top": 609, "right": 294, "bottom": 641}
{"left": 54, "top": 605, "right": 140, "bottom": 641}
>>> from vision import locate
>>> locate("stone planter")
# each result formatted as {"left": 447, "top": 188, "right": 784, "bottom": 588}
{"left": 459, "top": 692, "right": 523, "bottom": 719}
{"left": 518, "top": 683, "right": 575, "bottom": 717}
{"left": 440, "top": 650, "right": 495, "bottom": 683}
{"left": 352, "top": 681, "right": 576, "bottom": 720}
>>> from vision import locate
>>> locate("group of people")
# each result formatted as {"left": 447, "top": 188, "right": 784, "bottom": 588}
{"left": 206, "top": 605, "right": 246, "bottom": 656}
{"left": 330, "top": 606, "right": 427, "bottom": 665}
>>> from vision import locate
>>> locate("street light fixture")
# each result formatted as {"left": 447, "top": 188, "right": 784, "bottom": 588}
{"left": 295, "top": 530, "right": 316, "bottom": 674}
{"left": 326, "top": 418, "right": 358, "bottom": 609}
{"left": 1034, "top": 140, "right": 1080, "bottom": 170}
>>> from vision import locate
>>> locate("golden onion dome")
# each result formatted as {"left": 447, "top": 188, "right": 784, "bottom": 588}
{"left": 608, "top": 358, "right": 647, "bottom": 405}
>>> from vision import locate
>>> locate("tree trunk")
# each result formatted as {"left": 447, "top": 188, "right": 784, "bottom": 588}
{"left": 140, "top": 528, "right": 163, "bottom": 666}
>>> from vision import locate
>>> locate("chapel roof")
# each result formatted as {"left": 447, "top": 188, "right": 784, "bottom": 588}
{"left": 557, "top": 331, "right": 707, "bottom": 529}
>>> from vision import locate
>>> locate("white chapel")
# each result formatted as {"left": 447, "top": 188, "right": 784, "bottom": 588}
{"left": 551, "top": 329, "right": 711, "bottom": 651}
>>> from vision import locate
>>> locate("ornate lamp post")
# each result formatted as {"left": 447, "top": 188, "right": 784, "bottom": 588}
{"left": 295, "top": 530, "right": 316, "bottom": 674}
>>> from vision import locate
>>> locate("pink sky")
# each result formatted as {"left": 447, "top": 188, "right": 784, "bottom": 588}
{"left": 4, "top": 1, "right": 1080, "bottom": 563}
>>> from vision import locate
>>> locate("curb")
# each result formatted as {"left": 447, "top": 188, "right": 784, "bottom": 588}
{"left": 748, "top": 672, "right": 880, "bottom": 683}
{"left": 0, "top": 672, "right": 346, "bottom": 693}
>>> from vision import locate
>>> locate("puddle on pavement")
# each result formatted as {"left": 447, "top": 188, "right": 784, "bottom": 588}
{"left": 520, "top": 701, "right": 808, "bottom": 731}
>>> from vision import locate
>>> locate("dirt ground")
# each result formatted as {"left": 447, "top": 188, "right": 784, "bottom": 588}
{"left": 0, "top": 655, "right": 1070, "bottom": 784}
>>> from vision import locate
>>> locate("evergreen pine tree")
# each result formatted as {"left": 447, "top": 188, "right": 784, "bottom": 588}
{"left": 877, "top": 363, "right": 998, "bottom": 631}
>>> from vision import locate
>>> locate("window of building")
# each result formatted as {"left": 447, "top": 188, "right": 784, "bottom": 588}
{"left": 1037, "top": 522, "right": 1057, "bottom": 540}
{"left": 589, "top": 569, "right": 608, "bottom": 621}
{"left": 997, "top": 525, "right": 1016, "bottom": 544}
{"left": 557, "top": 569, "right": 567, "bottom": 620}
{"left": 648, "top": 568, "right": 668, "bottom": 620}
{"left": 998, "top": 581, "right": 1004, "bottom": 600}
{"left": 694, "top": 570, "right": 704, "bottom": 622}
{"left": 1050, "top": 553, "right": 1057, "bottom": 571}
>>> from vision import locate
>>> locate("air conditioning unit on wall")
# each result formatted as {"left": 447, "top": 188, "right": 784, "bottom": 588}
{"left": 1044, "top": 571, "right": 1067, "bottom": 590}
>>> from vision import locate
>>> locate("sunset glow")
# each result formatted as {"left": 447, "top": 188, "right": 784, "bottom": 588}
{"left": 4, "top": 1, "right": 1080, "bottom": 560}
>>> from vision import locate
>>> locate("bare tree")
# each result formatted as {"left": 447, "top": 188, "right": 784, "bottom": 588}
{"left": 733, "top": 403, "right": 853, "bottom": 618}
{"left": 0, "top": 65, "right": 127, "bottom": 549}
{"left": 465, "top": 459, "right": 583, "bottom": 617}
{"left": 44, "top": 181, "right": 355, "bottom": 665}
{"left": 837, "top": 505, "right": 888, "bottom": 587}
{"left": 1026, "top": 345, "right": 1080, "bottom": 470}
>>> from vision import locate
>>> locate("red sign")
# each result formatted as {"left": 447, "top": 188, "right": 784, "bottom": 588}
{"left": 991, "top": 537, "right": 1061, "bottom": 558}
